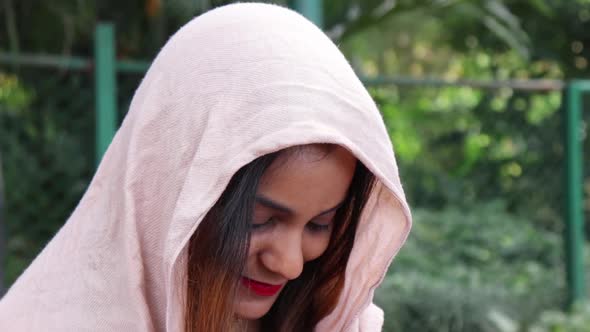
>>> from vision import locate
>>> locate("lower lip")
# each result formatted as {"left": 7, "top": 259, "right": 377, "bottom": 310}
{"left": 241, "top": 277, "right": 282, "bottom": 297}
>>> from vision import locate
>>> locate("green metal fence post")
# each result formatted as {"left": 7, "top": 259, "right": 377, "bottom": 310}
{"left": 94, "top": 23, "right": 117, "bottom": 165}
{"left": 289, "top": 0, "right": 323, "bottom": 28}
{"left": 0, "top": 152, "right": 5, "bottom": 295}
{"left": 564, "top": 80, "right": 588, "bottom": 307}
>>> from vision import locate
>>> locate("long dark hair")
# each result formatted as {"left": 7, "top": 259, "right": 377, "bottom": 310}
{"left": 185, "top": 145, "right": 375, "bottom": 331}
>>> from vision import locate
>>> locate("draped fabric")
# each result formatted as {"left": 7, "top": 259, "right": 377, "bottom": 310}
{"left": 0, "top": 3, "right": 412, "bottom": 331}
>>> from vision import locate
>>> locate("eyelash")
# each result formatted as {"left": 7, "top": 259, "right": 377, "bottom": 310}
{"left": 250, "top": 217, "right": 331, "bottom": 233}
{"left": 306, "top": 223, "right": 331, "bottom": 233}
{"left": 250, "top": 217, "right": 277, "bottom": 231}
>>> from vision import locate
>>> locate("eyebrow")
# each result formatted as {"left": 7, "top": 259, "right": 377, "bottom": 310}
{"left": 255, "top": 195, "right": 344, "bottom": 218}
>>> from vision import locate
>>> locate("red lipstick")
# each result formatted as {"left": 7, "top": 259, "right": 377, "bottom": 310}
{"left": 241, "top": 277, "right": 282, "bottom": 297}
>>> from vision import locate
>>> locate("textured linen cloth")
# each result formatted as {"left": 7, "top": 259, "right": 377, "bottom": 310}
{"left": 0, "top": 3, "right": 412, "bottom": 331}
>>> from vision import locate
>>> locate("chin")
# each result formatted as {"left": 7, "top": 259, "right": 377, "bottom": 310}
{"left": 234, "top": 298, "right": 276, "bottom": 320}
{"left": 236, "top": 310, "right": 268, "bottom": 321}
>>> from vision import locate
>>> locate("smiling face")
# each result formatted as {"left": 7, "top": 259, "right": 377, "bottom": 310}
{"left": 232, "top": 146, "right": 357, "bottom": 320}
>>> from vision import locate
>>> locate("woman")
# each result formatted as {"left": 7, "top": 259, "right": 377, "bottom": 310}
{"left": 0, "top": 3, "right": 411, "bottom": 331}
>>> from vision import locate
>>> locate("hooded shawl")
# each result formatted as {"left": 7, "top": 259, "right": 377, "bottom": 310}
{"left": 0, "top": 3, "right": 411, "bottom": 331}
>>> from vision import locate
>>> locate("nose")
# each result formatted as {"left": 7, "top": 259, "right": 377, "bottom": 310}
{"left": 261, "top": 231, "right": 305, "bottom": 280}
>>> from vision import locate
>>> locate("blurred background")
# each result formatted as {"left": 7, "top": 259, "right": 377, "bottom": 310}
{"left": 1, "top": 0, "right": 589, "bottom": 331}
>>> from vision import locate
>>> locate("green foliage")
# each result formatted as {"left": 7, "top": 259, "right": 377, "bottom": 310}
{"left": 370, "top": 82, "right": 564, "bottom": 234}
{"left": 342, "top": 2, "right": 569, "bottom": 231}
{"left": 0, "top": 74, "right": 32, "bottom": 110}
{"left": 375, "top": 202, "right": 568, "bottom": 332}
{"left": 530, "top": 303, "right": 590, "bottom": 332}
{"left": 0, "top": 71, "right": 94, "bottom": 285}
{"left": 398, "top": 202, "right": 561, "bottom": 290}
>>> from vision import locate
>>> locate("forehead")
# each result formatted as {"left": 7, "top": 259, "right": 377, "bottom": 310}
{"left": 256, "top": 146, "right": 357, "bottom": 215}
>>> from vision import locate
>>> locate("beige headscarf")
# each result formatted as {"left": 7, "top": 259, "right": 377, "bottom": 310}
{"left": 0, "top": 3, "right": 411, "bottom": 331}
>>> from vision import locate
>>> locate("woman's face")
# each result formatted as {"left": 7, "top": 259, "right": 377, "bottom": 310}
{"left": 234, "top": 146, "right": 357, "bottom": 320}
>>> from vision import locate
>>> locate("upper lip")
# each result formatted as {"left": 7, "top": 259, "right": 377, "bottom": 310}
{"left": 242, "top": 276, "right": 284, "bottom": 286}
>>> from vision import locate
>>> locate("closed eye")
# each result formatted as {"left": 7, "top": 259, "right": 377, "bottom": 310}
{"left": 306, "top": 222, "right": 331, "bottom": 233}
{"left": 251, "top": 217, "right": 278, "bottom": 232}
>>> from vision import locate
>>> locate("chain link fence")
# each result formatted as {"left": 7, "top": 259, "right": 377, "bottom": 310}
{"left": 0, "top": 67, "right": 94, "bottom": 285}
{"left": 0, "top": 57, "right": 588, "bottom": 329}
{"left": 364, "top": 82, "right": 590, "bottom": 330}
{"left": 0, "top": 63, "right": 145, "bottom": 287}
{"left": 370, "top": 84, "right": 567, "bottom": 227}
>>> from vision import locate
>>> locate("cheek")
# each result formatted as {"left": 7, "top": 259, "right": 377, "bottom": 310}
{"left": 302, "top": 233, "right": 332, "bottom": 262}
{"left": 244, "top": 234, "right": 262, "bottom": 270}
{"left": 248, "top": 233, "right": 261, "bottom": 253}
